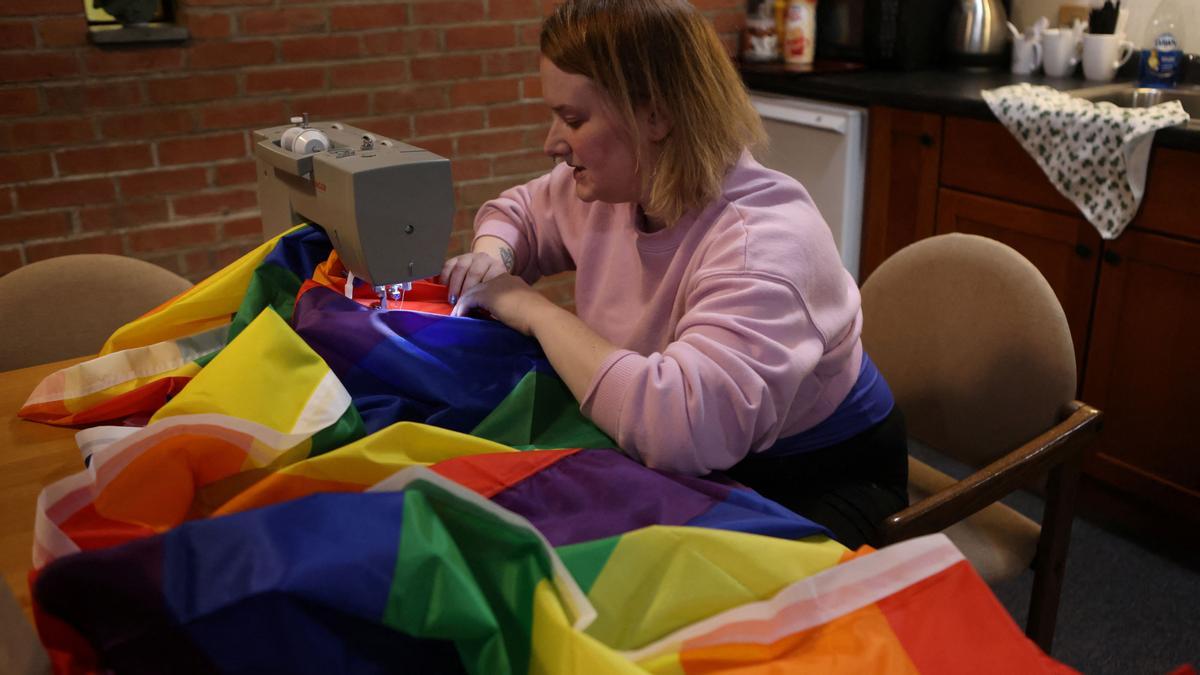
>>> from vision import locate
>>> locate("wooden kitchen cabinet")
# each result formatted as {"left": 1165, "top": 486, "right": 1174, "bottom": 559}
{"left": 862, "top": 105, "right": 1200, "bottom": 529}
{"left": 861, "top": 106, "right": 942, "bottom": 279}
{"left": 1082, "top": 230, "right": 1200, "bottom": 516}
{"left": 940, "top": 116, "right": 1078, "bottom": 215}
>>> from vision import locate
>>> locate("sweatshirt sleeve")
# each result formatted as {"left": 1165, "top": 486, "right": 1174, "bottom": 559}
{"left": 473, "top": 163, "right": 576, "bottom": 285}
{"left": 580, "top": 270, "right": 838, "bottom": 476}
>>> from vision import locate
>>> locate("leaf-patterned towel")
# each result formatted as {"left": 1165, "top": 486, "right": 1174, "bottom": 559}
{"left": 981, "top": 83, "right": 1188, "bottom": 239}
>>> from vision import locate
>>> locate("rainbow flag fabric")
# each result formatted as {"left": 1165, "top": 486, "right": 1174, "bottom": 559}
{"left": 21, "top": 226, "right": 1073, "bottom": 674}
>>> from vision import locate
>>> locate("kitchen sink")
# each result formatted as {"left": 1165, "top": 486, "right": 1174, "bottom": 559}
{"left": 1068, "top": 83, "right": 1200, "bottom": 129}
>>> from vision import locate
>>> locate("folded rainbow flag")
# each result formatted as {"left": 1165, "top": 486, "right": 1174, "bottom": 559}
{"left": 22, "top": 226, "right": 1073, "bottom": 674}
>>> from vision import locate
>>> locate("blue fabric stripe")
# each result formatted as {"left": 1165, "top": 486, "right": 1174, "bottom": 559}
{"left": 264, "top": 225, "right": 340, "bottom": 279}
{"left": 761, "top": 352, "right": 895, "bottom": 457}
{"left": 292, "top": 286, "right": 555, "bottom": 435}
{"left": 163, "top": 492, "right": 430, "bottom": 673}
{"left": 684, "top": 488, "right": 832, "bottom": 539}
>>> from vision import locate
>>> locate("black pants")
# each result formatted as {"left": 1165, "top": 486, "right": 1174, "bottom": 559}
{"left": 724, "top": 407, "right": 910, "bottom": 550}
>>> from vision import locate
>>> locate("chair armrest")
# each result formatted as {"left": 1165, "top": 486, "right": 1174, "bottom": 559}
{"left": 881, "top": 401, "right": 1102, "bottom": 544}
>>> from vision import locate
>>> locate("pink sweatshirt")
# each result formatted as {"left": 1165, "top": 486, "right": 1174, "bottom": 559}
{"left": 474, "top": 151, "right": 864, "bottom": 476}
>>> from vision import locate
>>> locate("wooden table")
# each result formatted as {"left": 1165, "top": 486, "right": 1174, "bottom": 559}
{"left": 0, "top": 357, "right": 88, "bottom": 623}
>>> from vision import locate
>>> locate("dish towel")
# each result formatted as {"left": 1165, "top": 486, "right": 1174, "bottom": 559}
{"left": 981, "top": 83, "right": 1188, "bottom": 239}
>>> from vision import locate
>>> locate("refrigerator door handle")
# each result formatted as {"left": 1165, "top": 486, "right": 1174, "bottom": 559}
{"left": 751, "top": 100, "right": 849, "bottom": 135}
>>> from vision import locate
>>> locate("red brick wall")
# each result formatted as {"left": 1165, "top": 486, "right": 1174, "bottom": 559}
{"left": 0, "top": 0, "right": 743, "bottom": 306}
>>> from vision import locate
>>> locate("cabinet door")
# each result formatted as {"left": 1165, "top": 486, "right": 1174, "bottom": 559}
{"left": 936, "top": 188, "right": 1102, "bottom": 380}
{"left": 940, "top": 116, "right": 1079, "bottom": 215}
{"left": 1134, "top": 147, "right": 1200, "bottom": 241}
{"left": 860, "top": 106, "right": 941, "bottom": 280}
{"left": 1082, "top": 230, "right": 1200, "bottom": 516}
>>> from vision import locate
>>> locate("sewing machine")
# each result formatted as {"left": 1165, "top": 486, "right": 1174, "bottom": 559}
{"left": 253, "top": 116, "right": 455, "bottom": 305}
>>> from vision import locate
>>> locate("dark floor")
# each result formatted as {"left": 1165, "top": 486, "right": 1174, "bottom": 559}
{"left": 912, "top": 444, "right": 1200, "bottom": 674}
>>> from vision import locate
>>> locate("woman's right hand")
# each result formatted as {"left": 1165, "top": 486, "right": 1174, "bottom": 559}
{"left": 439, "top": 252, "right": 510, "bottom": 304}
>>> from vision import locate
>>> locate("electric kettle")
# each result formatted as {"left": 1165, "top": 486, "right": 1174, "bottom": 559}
{"left": 946, "top": 0, "right": 1009, "bottom": 69}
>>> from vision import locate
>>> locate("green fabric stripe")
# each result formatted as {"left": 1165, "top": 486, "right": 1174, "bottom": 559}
{"left": 556, "top": 535, "right": 621, "bottom": 595}
{"left": 470, "top": 371, "right": 617, "bottom": 450}
{"left": 228, "top": 263, "right": 303, "bottom": 343}
{"left": 384, "top": 482, "right": 556, "bottom": 675}
{"left": 193, "top": 263, "right": 302, "bottom": 369}
{"left": 308, "top": 403, "right": 365, "bottom": 457}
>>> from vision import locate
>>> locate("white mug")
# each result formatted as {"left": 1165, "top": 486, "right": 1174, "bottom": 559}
{"left": 1082, "top": 33, "right": 1134, "bottom": 81}
{"left": 1011, "top": 35, "right": 1043, "bottom": 75}
{"left": 1042, "top": 28, "right": 1081, "bottom": 78}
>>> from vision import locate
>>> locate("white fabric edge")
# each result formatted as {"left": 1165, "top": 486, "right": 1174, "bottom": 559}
{"left": 75, "top": 425, "right": 142, "bottom": 464}
{"left": 287, "top": 370, "right": 353, "bottom": 438}
{"left": 620, "top": 533, "right": 965, "bottom": 662}
{"left": 368, "top": 466, "right": 598, "bottom": 633}
{"left": 22, "top": 323, "right": 230, "bottom": 407}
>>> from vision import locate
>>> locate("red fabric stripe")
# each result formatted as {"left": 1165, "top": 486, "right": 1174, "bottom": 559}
{"left": 58, "top": 504, "right": 158, "bottom": 552}
{"left": 299, "top": 252, "right": 454, "bottom": 315}
{"left": 431, "top": 449, "right": 580, "bottom": 498}
{"left": 19, "top": 377, "right": 192, "bottom": 426}
{"left": 876, "top": 560, "right": 1077, "bottom": 674}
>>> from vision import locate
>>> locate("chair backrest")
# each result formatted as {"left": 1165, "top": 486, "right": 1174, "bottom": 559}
{"left": 860, "top": 233, "right": 1076, "bottom": 468}
{"left": 0, "top": 254, "right": 192, "bottom": 371}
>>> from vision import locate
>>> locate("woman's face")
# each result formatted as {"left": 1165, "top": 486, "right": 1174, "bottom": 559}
{"left": 540, "top": 57, "right": 661, "bottom": 206}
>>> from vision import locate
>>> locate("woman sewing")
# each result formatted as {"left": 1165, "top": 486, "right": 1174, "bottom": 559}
{"left": 439, "top": 0, "right": 906, "bottom": 549}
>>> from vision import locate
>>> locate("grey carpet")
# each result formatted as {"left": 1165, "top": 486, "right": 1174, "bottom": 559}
{"left": 912, "top": 443, "right": 1200, "bottom": 674}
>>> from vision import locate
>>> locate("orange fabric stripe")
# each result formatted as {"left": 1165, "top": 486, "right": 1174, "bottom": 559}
{"left": 215, "top": 474, "right": 366, "bottom": 516}
{"left": 876, "top": 560, "right": 1076, "bottom": 674}
{"left": 838, "top": 544, "right": 876, "bottom": 563}
{"left": 678, "top": 603, "right": 919, "bottom": 674}
{"left": 431, "top": 449, "right": 580, "bottom": 498}
{"left": 90, "top": 434, "right": 250, "bottom": 531}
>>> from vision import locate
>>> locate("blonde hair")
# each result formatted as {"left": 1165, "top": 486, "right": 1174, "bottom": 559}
{"left": 541, "top": 0, "right": 766, "bottom": 225}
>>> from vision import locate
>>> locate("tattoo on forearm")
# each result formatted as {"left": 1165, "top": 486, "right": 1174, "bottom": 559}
{"left": 500, "top": 246, "right": 515, "bottom": 273}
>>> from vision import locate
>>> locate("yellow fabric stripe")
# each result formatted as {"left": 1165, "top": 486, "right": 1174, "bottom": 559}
{"left": 150, "top": 309, "right": 345, "bottom": 435}
{"left": 279, "top": 422, "right": 515, "bottom": 485}
{"left": 636, "top": 652, "right": 685, "bottom": 675}
{"left": 585, "top": 527, "right": 846, "bottom": 652}
{"left": 100, "top": 226, "right": 304, "bottom": 355}
{"left": 528, "top": 579, "right": 643, "bottom": 675}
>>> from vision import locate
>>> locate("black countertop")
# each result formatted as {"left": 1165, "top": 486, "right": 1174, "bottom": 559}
{"left": 740, "top": 64, "right": 1200, "bottom": 152}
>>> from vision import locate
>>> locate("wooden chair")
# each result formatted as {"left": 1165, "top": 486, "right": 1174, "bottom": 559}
{"left": 0, "top": 254, "right": 192, "bottom": 371}
{"left": 860, "top": 233, "right": 1102, "bottom": 653}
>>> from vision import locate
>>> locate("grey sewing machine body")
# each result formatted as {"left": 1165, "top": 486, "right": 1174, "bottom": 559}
{"left": 253, "top": 118, "right": 454, "bottom": 298}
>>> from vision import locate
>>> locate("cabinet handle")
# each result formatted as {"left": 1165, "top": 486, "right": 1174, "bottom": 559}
{"left": 919, "top": 133, "right": 935, "bottom": 147}
{"left": 1103, "top": 250, "right": 1122, "bottom": 265}
{"left": 1075, "top": 244, "right": 1092, "bottom": 259}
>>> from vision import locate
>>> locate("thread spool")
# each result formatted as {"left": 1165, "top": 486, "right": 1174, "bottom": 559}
{"left": 292, "top": 129, "right": 329, "bottom": 154}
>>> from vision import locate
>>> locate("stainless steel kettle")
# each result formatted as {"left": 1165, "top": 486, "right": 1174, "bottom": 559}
{"left": 946, "top": 0, "right": 1009, "bottom": 69}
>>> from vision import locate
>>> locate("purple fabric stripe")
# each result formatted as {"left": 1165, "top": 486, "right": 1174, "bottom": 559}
{"left": 489, "top": 449, "right": 728, "bottom": 547}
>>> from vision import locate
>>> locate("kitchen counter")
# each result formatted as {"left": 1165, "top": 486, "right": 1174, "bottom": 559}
{"left": 741, "top": 63, "right": 1200, "bottom": 152}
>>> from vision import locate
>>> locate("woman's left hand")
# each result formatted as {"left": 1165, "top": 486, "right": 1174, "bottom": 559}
{"left": 450, "top": 273, "right": 552, "bottom": 336}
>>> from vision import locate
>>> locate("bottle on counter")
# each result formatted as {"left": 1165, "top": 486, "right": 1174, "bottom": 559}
{"left": 742, "top": 0, "right": 781, "bottom": 63}
{"left": 1137, "top": 0, "right": 1187, "bottom": 88}
{"left": 774, "top": 0, "right": 787, "bottom": 58}
{"left": 783, "top": 0, "right": 818, "bottom": 65}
